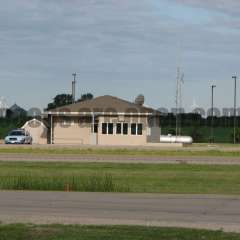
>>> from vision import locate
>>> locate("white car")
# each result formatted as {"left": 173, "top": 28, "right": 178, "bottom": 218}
{"left": 5, "top": 129, "right": 33, "bottom": 144}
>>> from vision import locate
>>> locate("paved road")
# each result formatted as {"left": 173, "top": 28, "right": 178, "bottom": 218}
{"left": 0, "top": 191, "right": 240, "bottom": 232}
{"left": 0, "top": 153, "right": 240, "bottom": 165}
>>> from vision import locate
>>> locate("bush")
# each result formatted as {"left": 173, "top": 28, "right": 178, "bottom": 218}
{"left": 189, "top": 126, "right": 203, "bottom": 142}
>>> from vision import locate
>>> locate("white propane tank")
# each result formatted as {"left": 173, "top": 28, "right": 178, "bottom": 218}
{"left": 160, "top": 135, "right": 193, "bottom": 144}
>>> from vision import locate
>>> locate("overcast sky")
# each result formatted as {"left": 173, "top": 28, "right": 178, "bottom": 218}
{"left": 0, "top": 0, "right": 239, "bottom": 112}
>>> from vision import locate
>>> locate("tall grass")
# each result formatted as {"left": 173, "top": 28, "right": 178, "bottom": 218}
{"left": 3, "top": 161, "right": 240, "bottom": 194}
{"left": 0, "top": 174, "right": 130, "bottom": 192}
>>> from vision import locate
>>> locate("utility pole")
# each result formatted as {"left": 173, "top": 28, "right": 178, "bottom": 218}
{"left": 211, "top": 85, "right": 216, "bottom": 143}
{"left": 72, "top": 73, "right": 77, "bottom": 103}
{"left": 233, "top": 76, "right": 237, "bottom": 144}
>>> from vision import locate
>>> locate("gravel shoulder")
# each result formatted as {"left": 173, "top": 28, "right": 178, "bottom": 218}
{"left": 0, "top": 153, "right": 240, "bottom": 165}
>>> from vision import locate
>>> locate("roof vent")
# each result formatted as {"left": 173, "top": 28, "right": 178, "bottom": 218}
{"left": 134, "top": 94, "right": 145, "bottom": 106}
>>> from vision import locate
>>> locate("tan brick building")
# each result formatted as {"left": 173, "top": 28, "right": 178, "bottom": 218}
{"left": 44, "top": 95, "right": 161, "bottom": 146}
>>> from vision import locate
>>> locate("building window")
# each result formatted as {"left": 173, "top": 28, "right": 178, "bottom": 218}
{"left": 137, "top": 124, "right": 143, "bottom": 135}
{"left": 108, "top": 123, "right": 113, "bottom": 135}
{"left": 123, "top": 123, "right": 128, "bottom": 135}
{"left": 116, "top": 123, "right": 122, "bottom": 134}
{"left": 102, "top": 123, "right": 114, "bottom": 135}
{"left": 131, "top": 123, "right": 143, "bottom": 135}
{"left": 102, "top": 123, "right": 107, "bottom": 134}
{"left": 131, "top": 123, "right": 137, "bottom": 135}
{"left": 94, "top": 124, "right": 98, "bottom": 133}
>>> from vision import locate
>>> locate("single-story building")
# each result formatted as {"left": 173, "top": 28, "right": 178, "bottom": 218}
{"left": 44, "top": 95, "right": 161, "bottom": 146}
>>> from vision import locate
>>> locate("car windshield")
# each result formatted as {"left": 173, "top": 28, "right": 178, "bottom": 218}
{"left": 9, "top": 131, "right": 25, "bottom": 136}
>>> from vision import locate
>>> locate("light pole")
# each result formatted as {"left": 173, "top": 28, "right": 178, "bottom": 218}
{"left": 72, "top": 73, "right": 77, "bottom": 103}
{"left": 233, "top": 76, "right": 237, "bottom": 144}
{"left": 211, "top": 85, "right": 216, "bottom": 143}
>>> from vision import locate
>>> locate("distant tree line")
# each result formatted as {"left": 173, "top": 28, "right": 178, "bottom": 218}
{"left": 0, "top": 115, "right": 29, "bottom": 138}
{"left": 160, "top": 113, "right": 240, "bottom": 143}
{"left": 160, "top": 113, "right": 240, "bottom": 128}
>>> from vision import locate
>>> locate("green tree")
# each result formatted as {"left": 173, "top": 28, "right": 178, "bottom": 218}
{"left": 77, "top": 93, "right": 94, "bottom": 102}
{"left": 189, "top": 126, "right": 203, "bottom": 142}
{"left": 46, "top": 93, "right": 94, "bottom": 110}
{"left": 46, "top": 94, "right": 73, "bottom": 110}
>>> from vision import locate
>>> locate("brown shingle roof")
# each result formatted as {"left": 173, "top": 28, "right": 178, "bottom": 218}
{"left": 47, "top": 95, "right": 156, "bottom": 114}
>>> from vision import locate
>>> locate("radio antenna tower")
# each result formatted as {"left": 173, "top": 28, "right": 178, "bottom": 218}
{"left": 175, "top": 47, "right": 184, "bottom": 137}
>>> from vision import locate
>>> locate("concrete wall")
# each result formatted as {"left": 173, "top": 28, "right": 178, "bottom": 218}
{"left": 53, "top": 117, "right": 92, "bottom": 145}
{"left": 52, "top": 115, "right": 161, "bottom": 146}
{"left": 147, "top": 126, "right": 161, "bottom": 143}
{"left": 146, "top": 117, "right": 161, "bottom": 143}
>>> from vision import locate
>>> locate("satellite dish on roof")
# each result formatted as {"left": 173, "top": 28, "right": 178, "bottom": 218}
{"left": 134, "top": 94, "right": 145, "bottom": 106}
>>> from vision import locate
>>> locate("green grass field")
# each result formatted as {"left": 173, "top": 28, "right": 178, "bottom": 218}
{"left": 1, "top": 162, "right": 240, "bottom": 194}
{"left": 1, "top": 146, "right": 240, "bottom": 157}
{"left": 0, "top": 225, "right": 240, "bottom": 240}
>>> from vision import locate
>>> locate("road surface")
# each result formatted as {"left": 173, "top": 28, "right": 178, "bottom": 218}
{"left": 0, "top": 153, "right": 240, "bottom": 165}
{"left": 0, "top": 191, "right": 240, "bottom": 232}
